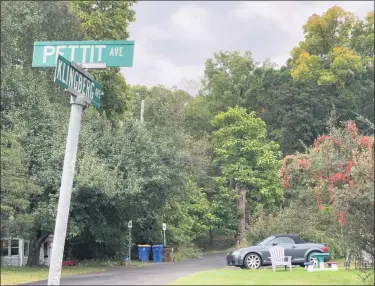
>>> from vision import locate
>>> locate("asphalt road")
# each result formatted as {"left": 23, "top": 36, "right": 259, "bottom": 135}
{"left": 23, "top": 253, "right": 227, "bottom": 285}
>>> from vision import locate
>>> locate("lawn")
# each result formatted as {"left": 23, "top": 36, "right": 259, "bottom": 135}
{"left": 0, "top": 266, "right": 105, "bottom": 285}
{"left": 0, "top": 260, "right": 149, "bottom": 286}
{"left": 168, "top": 267, "right": 374, "bottom": 285}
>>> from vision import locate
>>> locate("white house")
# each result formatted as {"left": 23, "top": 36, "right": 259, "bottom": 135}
{"left": 1, "top": 234, "right": 54, "bottom": 266}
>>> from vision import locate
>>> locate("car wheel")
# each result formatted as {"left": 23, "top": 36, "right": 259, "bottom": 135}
{"left": 308, "top": 251, "right": 321, "bottom": 263}
{"left": 243, "top": 253, "right": 261, "bottom": 269}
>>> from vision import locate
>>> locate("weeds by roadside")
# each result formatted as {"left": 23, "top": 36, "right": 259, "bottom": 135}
{"left": 77, "top": 258, "right": 148, "bottom": 268}
{"left": 0, "top": 266, "right": 104, "bottom": 286}
{"left": 173, "top": 244, "right": 203, "bottom": 261}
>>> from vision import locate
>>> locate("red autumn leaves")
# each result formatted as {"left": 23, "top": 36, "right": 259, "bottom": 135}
{"left": 279, "top": 121, "right": 374, "bottom": 227}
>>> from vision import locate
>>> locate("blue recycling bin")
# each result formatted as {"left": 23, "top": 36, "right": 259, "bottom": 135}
{"left": 137, "top": 245, "right": 151, "bottom": 262}
{"left": 152, "top": 245, "right": 164, "bottom": 263}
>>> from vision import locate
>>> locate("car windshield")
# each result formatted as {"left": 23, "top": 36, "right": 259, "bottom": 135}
{"left": 256, "top": 236, "right": 275, "bottom": 246}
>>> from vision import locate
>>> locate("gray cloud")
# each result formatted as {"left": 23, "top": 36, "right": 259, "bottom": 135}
{"left": 121, "top": 1, "right": 374, "bottom": 95}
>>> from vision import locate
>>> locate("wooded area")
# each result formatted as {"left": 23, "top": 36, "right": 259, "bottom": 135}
{"left": 1, "top": 1, "right": 373, "bottom": 267}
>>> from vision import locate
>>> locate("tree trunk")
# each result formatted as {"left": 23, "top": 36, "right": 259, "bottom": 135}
{"left": 235, "top": 186, "right": 248, "bottom": 248}
{"left": 26, "top": 232, "right": 51, "bottom": 267}
{"left": 209, "top": 228, "right": 214, "bottom": 248}
{"left": 245, "top": 198, "right": 251, "bottom": 232}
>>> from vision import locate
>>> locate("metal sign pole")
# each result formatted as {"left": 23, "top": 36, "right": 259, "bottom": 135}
{"left": 162, "top": 223, "right": 166, "bottom": 246}
{"left": 127, "top": 220, "right": 132, "bottom": 266}
{"left": 47, "top": 95, "right": 89, "bottom": 285}
{"left": 128, "top": 228, "right": 132, "bottom": 265}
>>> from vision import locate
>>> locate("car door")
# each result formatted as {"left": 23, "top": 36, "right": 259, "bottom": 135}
{"left": 260, "top": 238, "right": 277, "bottom": 264}
{"left": 293, "top": 242, "right": 313, "bottom": 263}
{"left": 272, "top": 237, "right": 299, "bottom": 262}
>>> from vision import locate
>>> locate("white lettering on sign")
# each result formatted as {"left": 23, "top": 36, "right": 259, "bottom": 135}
{"left": 90, "top": 47, "right": 95, "bottom": 63}
{"left": 68, "top": 45, "right": 79, "bottom": 61}
{"left": 56, "top": 60, "right": 99, "bottom": 100}
{"left": 96, "top": 45, "right": 105, "bottom": 62}
{"left": 85, "top": 80, "right": 91, "bottom": 98}
{"left": 56, "top": 60, "right": 63, "bottom": 80}
{"left": 56, "top": 46, "right": 67, "bottom": 63}
{"left": 43, "top": 46, "right": 55, "bottom": 63}
{"left": 74, "top": 72, "right": 79, "bottom": 90}
{"left": 109, "top": 47, "right": 123, "bottom": 57}
{"left": 90, "top": 82, "right": 95, "bottom": 99}
{"left": 69, "top": 68, "right": 75, "bottom": 87}
{"left": 82, "top": 77, "right": 87, "bottom": 95}
{"left": 80, "top": 45, "right": 90, "bottom": 64}
{"left": 43, "top": 45, "right": 108, "bottom": 64}
{"left": 78, "top": 74, "right": 83, "bottom": 92}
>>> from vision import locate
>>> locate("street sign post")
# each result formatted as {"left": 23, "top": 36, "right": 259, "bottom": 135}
{"left": 32, "top": 40, "right": 134, "bottom": 68}
{"left": 162, "top": 223, "right": 167, "bottom": 246}
{"left": 47, "top": 56, "right": 103, "bottom": 285}
{"left": 128, "top": 220, "right": 132, "bottom": 265}
{"left": 34, "top": 38, "right": 134, "bottom": 285}
{"left": 47, "top": 95, "right": 90, "bottom": 285}
{"left": 54, "top": 55, "right": 102, "bottom": 109}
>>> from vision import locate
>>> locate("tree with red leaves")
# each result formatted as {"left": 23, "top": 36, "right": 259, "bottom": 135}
{"left": 279, "top": 119, "right": 374, "bottom": 266}
{"left": 279, "top": 120, "right": 374, "bottom": 226}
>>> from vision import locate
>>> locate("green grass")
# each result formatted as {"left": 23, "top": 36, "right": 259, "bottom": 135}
{"left": 173, "top": 245, "right": 203, "bottom": 262}
{"left": 168, "top": 267, "right": 374, "bottom": 285}
{"left": 0, "top": 266, "right": 105, "bottom": 285}
{"left": 77, "top": 258, "right": 149, "bottom": 268}
{"left": 0, "top": 260, "right": 150, "bottom": 285}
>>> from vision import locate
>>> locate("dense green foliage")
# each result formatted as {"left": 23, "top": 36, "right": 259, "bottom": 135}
{"left": 211, "top": 106, "right": 283, "bottom": 246}
{"left": 1, "top": 1, "right": 373, "bottom": 266}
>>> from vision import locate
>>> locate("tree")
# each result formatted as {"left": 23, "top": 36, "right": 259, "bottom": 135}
{"left": 1, "top": 1, "right": 83, "bottom": 265}
{"left": 184, "top": 95, "right": 213, "bottom": 139}
{"left": 290, "top": 6, "right": 373, "bottom": 88}
{"left": 0, "top": 128, "right": 40, "bottom": 232}
{"left": 0, "top": 66, "right": 70, "bottom": 266}
{"left": 1, "top": 1, "right": 83, "bottom": 71}
{"left": 70, "top": 0, "right": 138, "bottom": 126}
{"left": 279, "top": 119, "right": 374, "bottom": 264}
{"left": 201, "top": 51, "right": 258, "bottom": 115}
{"left": 211, "top": 106, "right": 283, "bottom": 247}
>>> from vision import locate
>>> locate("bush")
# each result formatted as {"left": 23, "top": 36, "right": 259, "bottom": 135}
{"left": 77, "top": 259, "right": 121, "bottom": 267}
{"left": 173, "top": 243, "right": 203, "bottom": 261}
{"left": 194, "top": 229, "right": 234, "bottom": 251}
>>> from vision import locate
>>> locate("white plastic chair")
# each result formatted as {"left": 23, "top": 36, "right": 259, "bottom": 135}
{"left": 269, "top": 245, "right": 292, "bottom": 272}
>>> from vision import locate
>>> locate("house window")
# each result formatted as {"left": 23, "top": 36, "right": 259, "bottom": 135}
{"left": 11, "top": 240, "right": 19, "bottom": 256}
{"left": 24, "top": 242, "right": 29, "bottom": 257}
{"left": 43, "top": 242, "right": 48, "bottom": 258}
{"left": 1, "top": 240, "right": 9, "bottom": 256}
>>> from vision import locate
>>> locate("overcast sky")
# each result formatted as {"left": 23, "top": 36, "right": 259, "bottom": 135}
{"left": 120, "top": 1, "right": 374, "bottom": 95}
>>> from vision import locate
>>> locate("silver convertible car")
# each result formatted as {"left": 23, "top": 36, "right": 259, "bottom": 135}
{"left": 226, "top": 234, "right": 330, "bottom": 269}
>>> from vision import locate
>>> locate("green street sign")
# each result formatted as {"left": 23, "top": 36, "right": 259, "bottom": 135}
{"left": 54, "top": 55, "right": 102, "bottom": 109}
{"left": 33, "top": 40, "right": 134, "bottom": 67}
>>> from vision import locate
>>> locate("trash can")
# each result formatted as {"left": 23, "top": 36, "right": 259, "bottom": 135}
{"left": 137, "top": 245, "right": 151, "bottom": 262}
{"left": 152, "top": 245, "right": 164, "bottom": 263}
{"left": 163, "top": 246, "right": 174, "bottom": 262}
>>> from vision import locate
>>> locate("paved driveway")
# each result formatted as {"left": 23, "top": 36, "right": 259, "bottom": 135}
{"left": 23, "top": 253, "right": 227, "bottom": 285}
